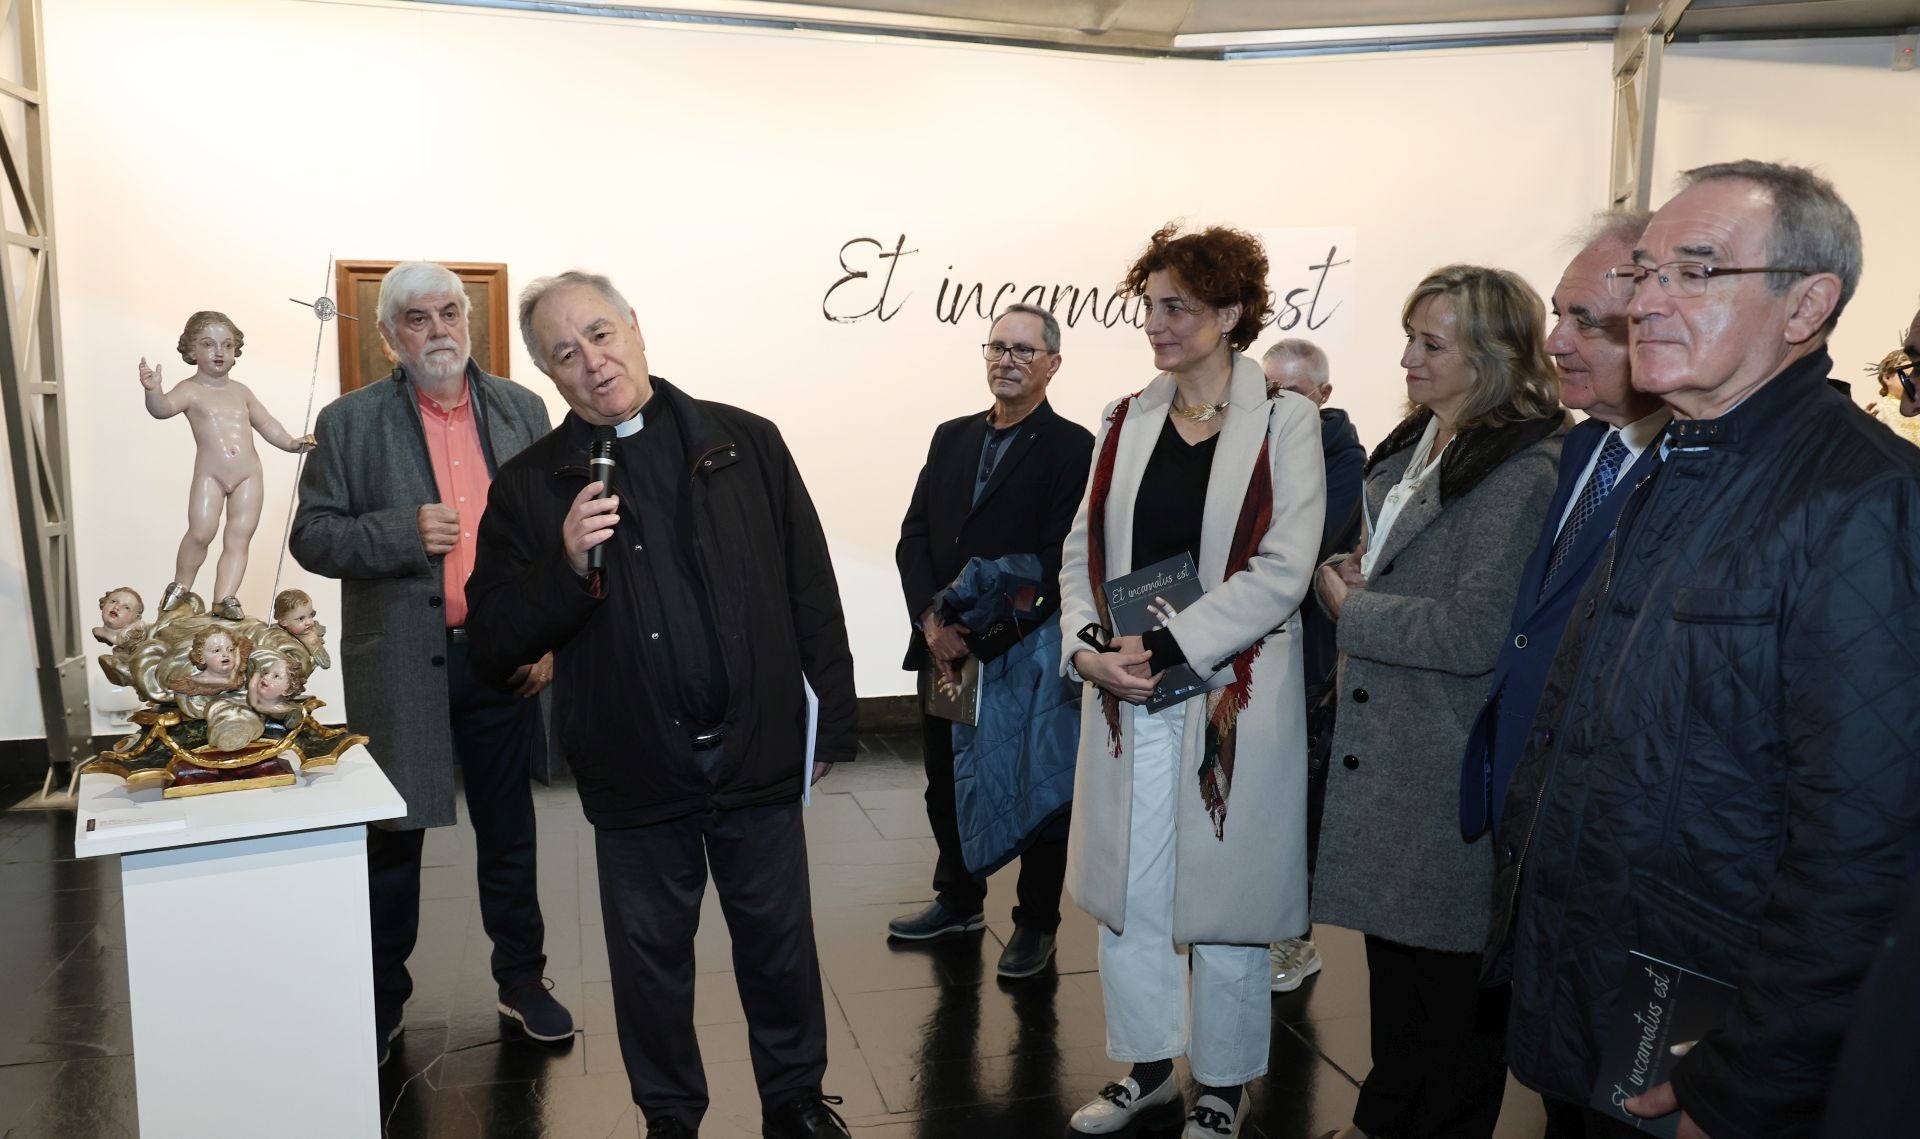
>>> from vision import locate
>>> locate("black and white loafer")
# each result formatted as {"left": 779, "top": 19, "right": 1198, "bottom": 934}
{"left": 1184, "top": 1092, "right": 1243, "bottom": 1138}
{"left": 1068, "top": 1073, "right": 1182, "bottom": 1134}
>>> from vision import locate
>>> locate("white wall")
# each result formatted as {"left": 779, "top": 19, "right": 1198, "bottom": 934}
{"left": 9, "top": 0, "right": 1756, "bottom": 734}
{"left": 1653, "top": 37, "right": 1920, "bottom": 401}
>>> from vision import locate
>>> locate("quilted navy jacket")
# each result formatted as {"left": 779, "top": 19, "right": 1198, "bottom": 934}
{"left": 1489, "top": 349, "right": 1920, "bottom": 1139}
{"left": 934, "top": 555, "right": 1079, "bottom": 876}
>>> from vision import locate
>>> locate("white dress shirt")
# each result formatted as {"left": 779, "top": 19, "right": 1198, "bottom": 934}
{"left": 1363, "top": 416, "right": 1447, "bottom": 577}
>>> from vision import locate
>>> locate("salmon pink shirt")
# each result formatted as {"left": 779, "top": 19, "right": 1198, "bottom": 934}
{"left": 416, "top": 382, "right": 492, "bottom": 628}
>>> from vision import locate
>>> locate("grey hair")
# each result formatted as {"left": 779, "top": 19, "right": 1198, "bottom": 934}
{"left": 990, "top": 302, "right": 1060, "bottom": 353}
{"left": 1679, "top": 160, "right": 1862, "bottom": 332}
{"left": 1573, "top": 206, "right": 1652, "bottom": 256}
{"left": 518, "top": 270, "right": 634, "bottom": 370}
{"left": 1261, "top": 338, "right": 1329, "bottom": 390}
{"left": 377, "top": 261, "right": 470, "bottom": 334}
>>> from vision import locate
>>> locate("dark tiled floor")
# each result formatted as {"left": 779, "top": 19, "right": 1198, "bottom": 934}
{"left": 0, "top": 733, "right": 1547, "bottom": 1138}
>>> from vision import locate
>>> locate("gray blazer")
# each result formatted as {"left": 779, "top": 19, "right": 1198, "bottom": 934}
{"left": 290, "top": 365, "right": 552, "bottom": 829}
{"left": 1310, "top": 421, "right": 1563, "bottom": 951}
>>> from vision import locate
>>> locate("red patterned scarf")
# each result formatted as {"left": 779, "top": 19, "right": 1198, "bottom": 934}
{"left": 1085, "top": 395, "right": 1274, "bottom": 839}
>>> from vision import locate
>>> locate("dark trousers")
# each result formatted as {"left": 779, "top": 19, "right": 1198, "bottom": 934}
{"left": 595, "top": 792, "right": 828, "bottom": 1129}
{"left": 1352, "top": 935, "right": 1511, "bottom": 1139}
{"left": 1542, "top": 1097, "right": 1650, "bottom": 1139}
{"left": 1303, "top": 682, "right": 1334, "bottom": 881}
{"left": 921, "top": 712, "right": 1068, "bottom": 933}
{"left": 367, "top": 633, "right": 547, "bottom": 1025}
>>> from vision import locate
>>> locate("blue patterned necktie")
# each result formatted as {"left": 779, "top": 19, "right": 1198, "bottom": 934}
{"left": 1542, "top": 430, "right": 1631, "bottom": 590}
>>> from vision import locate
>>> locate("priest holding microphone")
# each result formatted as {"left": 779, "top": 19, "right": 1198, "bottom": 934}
{"left": 464, "top": 269, "right": 857, "bottom": 1139}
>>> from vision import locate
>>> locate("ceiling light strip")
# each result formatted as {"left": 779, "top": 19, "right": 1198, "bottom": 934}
{"left": 1177, "top": 16, "right": 1624, "bottom": 53}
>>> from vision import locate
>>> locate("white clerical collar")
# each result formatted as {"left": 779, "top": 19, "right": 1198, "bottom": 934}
{"left": 614, "top": 410, "right": 645, "bottom": 438}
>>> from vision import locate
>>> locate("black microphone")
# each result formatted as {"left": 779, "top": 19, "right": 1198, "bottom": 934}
{"left": 587, "top": 425, "right": 617, "bottom": 579}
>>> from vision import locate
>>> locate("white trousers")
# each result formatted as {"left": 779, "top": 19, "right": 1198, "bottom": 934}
{"left": 1097, "top": 701, "right": 1272, "bottom": 1086}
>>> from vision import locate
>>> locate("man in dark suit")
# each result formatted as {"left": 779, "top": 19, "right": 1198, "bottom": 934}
{"left": 1460, "top": 209, "right": 1666, "bottom": 852}
{"left": 889, "top": 303, "right": 1094, "bottom": 979}
{"left": 1259, "top": 338, "right": 1364, "bottom": 992}
{"left": 1459, "top": 211, "right": 1665, "bottom": 1139}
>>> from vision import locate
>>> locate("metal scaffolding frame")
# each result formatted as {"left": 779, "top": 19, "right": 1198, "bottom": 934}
{"left": 0, "top": 0, "right": 85, "bottom": 804}
{"left": 1611, "top": 0, "right": 1696, "bottom": 209}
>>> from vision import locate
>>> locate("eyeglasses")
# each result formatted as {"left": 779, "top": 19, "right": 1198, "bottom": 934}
{"left": 1605, "top": 261, "right": 1814, "bottom": 300}
{"left": 1894, "top": 352, "right": 1917, "bottom": 403}
{"left": 982, "top": 342, "right": 1044, "bottom": 364}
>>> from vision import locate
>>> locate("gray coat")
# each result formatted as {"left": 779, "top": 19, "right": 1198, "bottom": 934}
{"left": 1060, "top": 356, "right": 1327, "bottom": 944}
{"left": 1311, "top": 417, "right": 1563, "bottom": 952}
{"left": 289, "top": 365, "right": 552, "bottom": 829}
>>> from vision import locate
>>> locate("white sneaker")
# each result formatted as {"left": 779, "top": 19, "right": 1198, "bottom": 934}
{"left": 1269, "top": 937, "right": 1323, "bottom": 992}
{"left": 1185, "top": 1092, "right": 1244, "bottom": 1137}
{"left": 1069, "top": 1072, "right": 1181, "bottom": 1134}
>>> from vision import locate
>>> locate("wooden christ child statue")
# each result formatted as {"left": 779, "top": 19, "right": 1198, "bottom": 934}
{"left": 140, "top": 310, "right": 316, "bottom": 621}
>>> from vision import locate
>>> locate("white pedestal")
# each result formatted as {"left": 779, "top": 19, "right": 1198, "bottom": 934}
{"left": 73, "top": 746, "right": 405, "bottom": 1139}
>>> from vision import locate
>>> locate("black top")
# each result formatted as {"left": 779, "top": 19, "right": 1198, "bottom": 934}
{"left": 466, "top": 376, "right": 859, "bottom": 829}
{"left": 1132, "top": 414, "right": 1216, "bottom": 570}
{"left": 1132, "top": 415, "right": 1217, "bottom": 670}
{"left": 1492, "top": 349, "right": 1920, "bottom": 1137}
{"left": 612, "top": 394, "right": 729, "bottom": 727}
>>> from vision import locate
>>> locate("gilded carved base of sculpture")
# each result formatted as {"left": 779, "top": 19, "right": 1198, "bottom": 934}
{"left": 77, "top": 588, "right": 366, "bottom": 799}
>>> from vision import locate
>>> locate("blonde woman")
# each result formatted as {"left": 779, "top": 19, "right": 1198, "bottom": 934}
{"left": 1313, "top": 265, "right": 1567, "bottom": 1139}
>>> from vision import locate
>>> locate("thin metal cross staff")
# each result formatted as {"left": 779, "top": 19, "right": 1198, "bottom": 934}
{"left": 272, "top": 255, "right": 358, "bottom": 601}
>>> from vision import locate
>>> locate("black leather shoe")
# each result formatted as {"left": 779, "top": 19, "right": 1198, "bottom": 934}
{"left": 644, "top": 1119, "right": 697, "bottom": 1138}
{"left": 996, "top": 926, "right": 1057, "bottom": 979}
{"left": 762, "top": 1092, "right": 850, "bottom": 1138}
{"left": 887, "top": 900, "right": 985, "bottom": 941}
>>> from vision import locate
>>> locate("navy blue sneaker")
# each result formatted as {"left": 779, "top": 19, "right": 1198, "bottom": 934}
{"left": 497, "top": 978, "right": 574, "bottom": 1042}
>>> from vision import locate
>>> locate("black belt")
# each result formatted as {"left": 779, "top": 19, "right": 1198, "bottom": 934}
{"left": 690, "top": 726, "right": 726, "bottom": 751}
{"left": 447, "top": 626, "right": 468, "bottom": 643}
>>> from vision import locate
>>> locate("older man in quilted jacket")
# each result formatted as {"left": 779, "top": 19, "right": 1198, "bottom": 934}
{"left": 1488, "top": 161, "right": 1920, "bottom": 1139}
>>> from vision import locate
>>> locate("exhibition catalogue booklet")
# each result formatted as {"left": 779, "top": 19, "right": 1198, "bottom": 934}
{"left": 1103, "top": 552, "right": 1226, "bottom": 714}
{"left": 1589, "top": 950, "right": 1736, "bottom": 1136}
{"left": 922, "top": 656, "right": 981, "bottom": 727}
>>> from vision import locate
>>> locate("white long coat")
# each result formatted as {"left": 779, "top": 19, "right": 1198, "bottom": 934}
{"left": 1059, "top": 355, "right": 1326, "bottom": 944}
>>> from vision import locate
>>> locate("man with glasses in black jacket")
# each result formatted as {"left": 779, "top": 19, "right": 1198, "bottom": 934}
{"left": 889, "top": 303, "right": 1093, "bottom": 980}
{"left": 1492, "top": 162, "right": 1920, "bottom": 1139}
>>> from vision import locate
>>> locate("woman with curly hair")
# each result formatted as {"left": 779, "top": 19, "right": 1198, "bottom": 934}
{"left": 1311, "top": 264, "right": 1566, "bottom": 1139}
{"left": 1058, "top": 223, "right": 1326, "bottom": 1138}
{"left": 1863, "top": 345, "right": 1920, "bottom": 447}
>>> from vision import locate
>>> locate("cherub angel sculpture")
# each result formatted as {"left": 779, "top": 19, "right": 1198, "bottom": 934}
{"left": 140, "top": 310, "right": 316, "bottom": 621}
{"left": 92, "top": 586, "right": 147, "bottom": 648}
{"left": 80, "top": 610, "right": 365, "bottom": 797}
{"left": 273, "top": 588, "right": 331, "bottom": 671}
{"left": 92, "top": 586, "right": 148, "bottom": 688}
